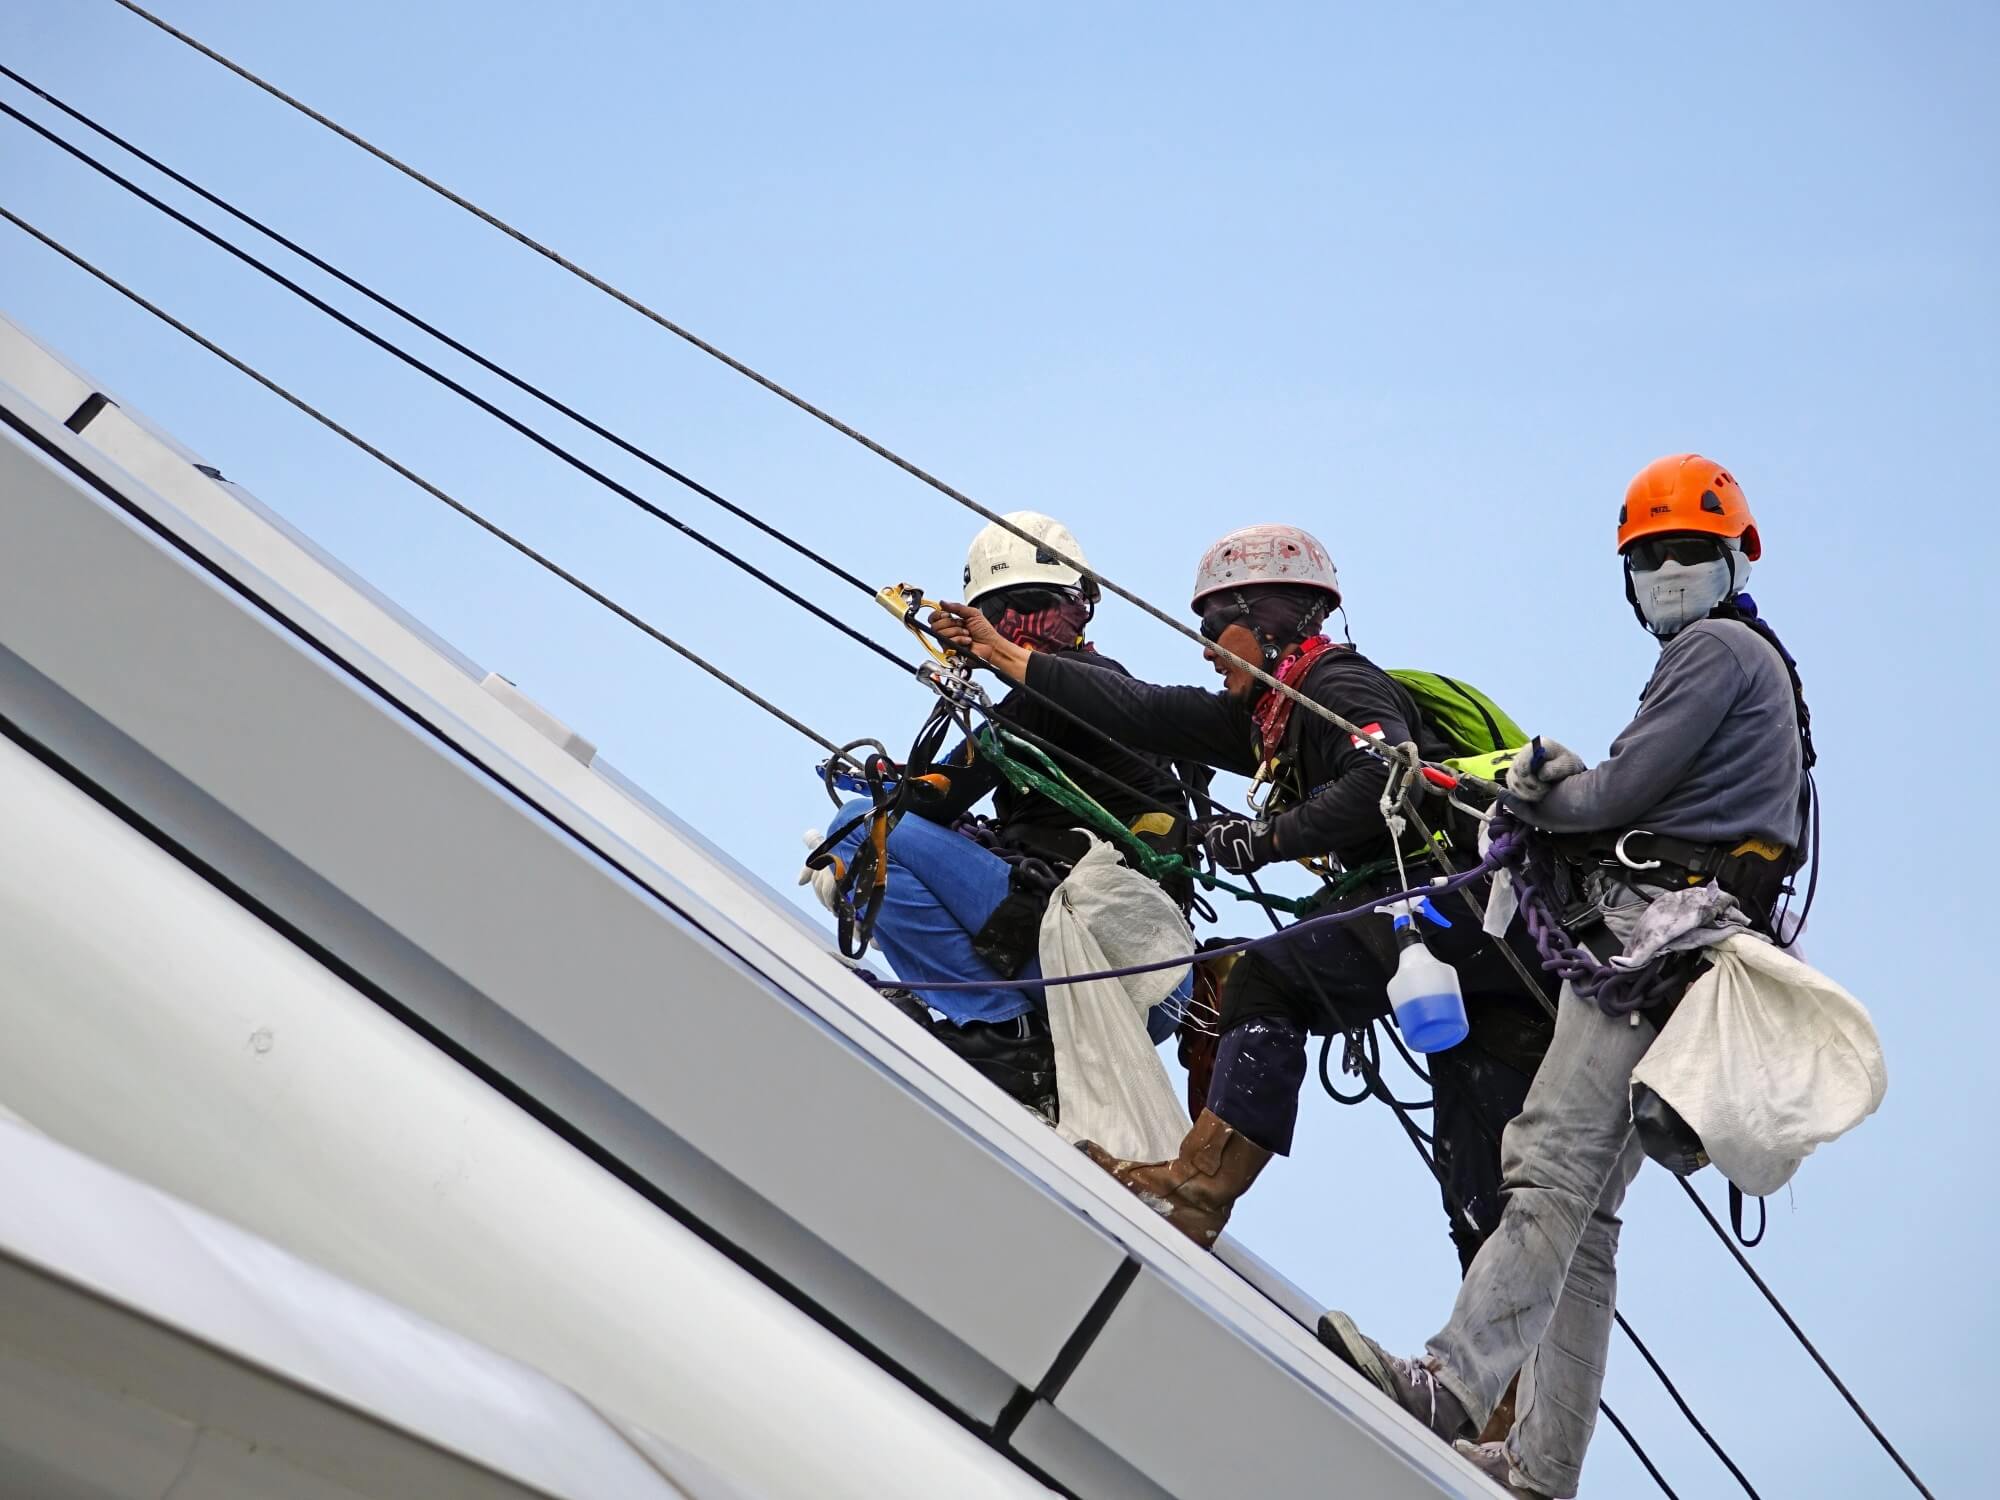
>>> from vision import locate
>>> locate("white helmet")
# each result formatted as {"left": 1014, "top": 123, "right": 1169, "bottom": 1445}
{"left": 964, "top": 511, "right": 1096, "bottom": 604}
{"left": 1190, "top": 525, "right": 1340, "bottom": 611}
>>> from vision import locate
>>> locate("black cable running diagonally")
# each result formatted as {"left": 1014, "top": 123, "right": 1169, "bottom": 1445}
{"left": 1676, "top": 1178, "right": 1936, "bottom": 1499}
{"left": 0, "top": 160, "right": 1199, "bottom": 885}
{"left": 1594, "top": 1403, "right": 1682, "bottom": 1500}
{"left": 0, "top": 77, "right": 1242, "bottom": 840}
{"left": 1613, "top": 1311, "right": 1762, "bottom": 1498}
{"left": 103, "top": 0, "right": 1433, "bottom": 765}
{"left": 0, "top": 206, "right": 863, "bottom": 772}
{"left": 0, "top": 62, "right": 877, "bottom": 601}
{"left": 0, "top": 98, "right": 912, "bottom": 677}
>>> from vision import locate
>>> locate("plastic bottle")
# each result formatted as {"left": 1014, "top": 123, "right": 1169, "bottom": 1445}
{"left": 1386, "top": 899, "right": 1468, "bottom": 1053}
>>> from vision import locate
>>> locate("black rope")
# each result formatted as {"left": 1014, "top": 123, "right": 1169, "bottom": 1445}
{"left": 0, "top": 76, "right": 1260, "bottom": 845}
{"left": 0, "top": 206, "right": 863, "bottom": 772}
{"left": 1614, "top": 1311, "right": 1762, "bottom": 1497}
{"left": 0, "top": 82, "right": 1254, "bottom": 850}
{"left": 1677, "top": 1178, "right": 1935, "bottom": 1498}
{"left": 102, "top": 0, "right": 1438, "bottom": 762}
{"left": 1596, "top": 1401, "right": 1682, "bottom": 1500}
{"left": 0, "top": 62, "right": 878, "bottom": 596}
{"left": 0, "top": 99, "right": 921, "bottom": 679}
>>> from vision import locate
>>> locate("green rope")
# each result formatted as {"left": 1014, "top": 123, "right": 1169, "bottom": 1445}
{"left": 972, "top": 724, "right": 1311, "bottom": 915}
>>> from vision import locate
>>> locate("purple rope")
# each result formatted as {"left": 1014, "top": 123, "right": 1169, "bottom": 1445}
{"left": 853, "top": 828, "right": 1518, "bottom": 993}
{"left": 1496, "top": 811, "right": 1685, "bottom": 1016}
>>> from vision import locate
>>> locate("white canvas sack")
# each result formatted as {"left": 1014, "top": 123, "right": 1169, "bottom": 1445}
{"left": 1630, "top": 933, "right": 1887, "bottom": 1197}
{"left": 1038, "top": 838, "right": 1193, "bottom": 1160}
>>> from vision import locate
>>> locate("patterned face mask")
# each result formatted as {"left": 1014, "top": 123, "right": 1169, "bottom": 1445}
{"left": 986, "top": 587, "right": 1093, "bottom": 651}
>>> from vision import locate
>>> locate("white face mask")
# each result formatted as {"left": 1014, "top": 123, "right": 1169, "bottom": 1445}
{"left": 1630, "top": 551, "right": 1750, "bottom": 638}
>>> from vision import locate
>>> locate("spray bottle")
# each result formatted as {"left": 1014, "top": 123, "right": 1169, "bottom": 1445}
{"left": 1386, "top": 897, "right": 1468, "bottom": 1053}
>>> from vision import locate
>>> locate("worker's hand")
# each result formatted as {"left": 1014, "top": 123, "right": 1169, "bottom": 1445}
{"left": 1505, "top": 736, "right": 1587, "bottom": 803}
{"left": 928, "top": 602, "right": 1032, "bottom": 683}
{"left": 1198, "top": 815, "right": 1278, "bottom": 874}
{"left": 797, "top": 837, "right": 844, "bottom": 914}
{"left": 797, "top": 860, "right": 841, "bottom": 913}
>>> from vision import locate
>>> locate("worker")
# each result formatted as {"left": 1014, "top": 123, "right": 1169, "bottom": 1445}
{"left": 1316, "top": 456, "right": 1813, "bottom": 1499}
{"left": 813, "top": 512, "right": 1194, "bottom": 1120}
{"left": 931, "top": 524, "right": 1557, "bottom": 1261}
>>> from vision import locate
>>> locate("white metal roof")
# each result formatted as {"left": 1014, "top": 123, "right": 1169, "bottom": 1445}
{"left": 0, "top": 1117, "right": 727, "bottom": 1500}
{"left": 0, "top": 308, "right": 1493, "bottom": 1499}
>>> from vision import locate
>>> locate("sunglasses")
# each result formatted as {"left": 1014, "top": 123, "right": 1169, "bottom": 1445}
{"left": 1624, "top": 535, "right": 1727, "bottom": 571}
{"left": 1199, "top": 607, "right": 1240, "bottom": 643}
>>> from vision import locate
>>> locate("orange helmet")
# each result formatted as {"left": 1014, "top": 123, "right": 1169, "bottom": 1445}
{"left": 1617, "top": 454, "right": 1761, "bottom": 561}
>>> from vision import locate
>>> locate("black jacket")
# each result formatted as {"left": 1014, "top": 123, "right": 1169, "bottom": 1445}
{"left": 1023, "top": 646, "right": 1452, "bottom": 866}
{"left": 920, "top": 647, "right": 1189, "bottom": 845}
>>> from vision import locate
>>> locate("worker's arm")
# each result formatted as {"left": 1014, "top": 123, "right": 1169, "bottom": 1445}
{"left": 1519, "top": 627, "right": 1742, "bottom": 834}
{"left": 931, "top": 602, "right": 1257, "bottom": 773}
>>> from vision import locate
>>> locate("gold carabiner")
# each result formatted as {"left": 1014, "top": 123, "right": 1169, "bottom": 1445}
{"left": 876, "top": 582, "right": 959, "bottom": 666}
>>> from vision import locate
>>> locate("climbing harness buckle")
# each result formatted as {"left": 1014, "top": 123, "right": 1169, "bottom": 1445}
{"left": 1614, "top": 829, "right": 1664, "bottom": 873}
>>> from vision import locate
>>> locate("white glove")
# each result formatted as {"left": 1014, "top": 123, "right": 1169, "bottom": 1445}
{"left": 1506, "top": 736, "right": 1587, "bottom": 803}
{"left": 797, "top": 829, "right": 843, "bottom": 914}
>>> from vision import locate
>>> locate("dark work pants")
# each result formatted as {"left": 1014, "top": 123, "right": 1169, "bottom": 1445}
{"left": 1210, "top": 879, "right": 1556, "bottom": 1271}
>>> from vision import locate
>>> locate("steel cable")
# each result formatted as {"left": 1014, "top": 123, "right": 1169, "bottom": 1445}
{"left": 1676, "top": 1177, "right": 1935, "bottom": 1498}
{"left": 0, "top": 79, "right": 1260, "bottom": 847}
{"left": 0, "top": 206, "right": 865, "bottom": 771}
{"left": 103, "top": 0, "right": 1477, "bottom": 776}
{"left": 0, "top": 98, "right": 913, "bottom": 678}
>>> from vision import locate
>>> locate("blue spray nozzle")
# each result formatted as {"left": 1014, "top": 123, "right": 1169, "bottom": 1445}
{"left": 1391, "top": 896, "right": 1452, "bottom": 932}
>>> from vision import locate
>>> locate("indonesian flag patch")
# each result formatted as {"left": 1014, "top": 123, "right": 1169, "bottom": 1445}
{"left": 1350, "top": 722, "right": 1384, "bottom": 750}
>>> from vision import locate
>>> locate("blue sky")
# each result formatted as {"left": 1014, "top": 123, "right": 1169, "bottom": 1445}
{"left": 2, "top": 2, "right": 1992, "bottom": 1493}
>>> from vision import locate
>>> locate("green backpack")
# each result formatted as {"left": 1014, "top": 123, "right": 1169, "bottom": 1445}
{"left": 1387, "top": 669, "right": 1528, "bottom": 782}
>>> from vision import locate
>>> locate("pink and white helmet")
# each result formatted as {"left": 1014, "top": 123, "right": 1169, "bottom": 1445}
{"left": 1189, "top": 525, "right": 1340, "bottom": 611}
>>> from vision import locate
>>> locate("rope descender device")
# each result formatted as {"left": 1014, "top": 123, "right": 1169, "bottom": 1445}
{"left": 876, "top": 582, "right": 960, "bottom": 668}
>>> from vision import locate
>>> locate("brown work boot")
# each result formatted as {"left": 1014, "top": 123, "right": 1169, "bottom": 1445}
{"left": 1077, "top": 1110, "right": 1271, "bottom": 1248}
{"left": 1477, "top": 1373, "right": 1521, "bottom": 1444}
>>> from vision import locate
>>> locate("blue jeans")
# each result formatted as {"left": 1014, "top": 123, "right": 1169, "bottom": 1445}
{"left": 831, "top": 801, "right": 1187, "bottom": 1036}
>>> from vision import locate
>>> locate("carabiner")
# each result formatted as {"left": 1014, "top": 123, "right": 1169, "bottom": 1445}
{"left": 1613, "top": 829, "right": 1663, "bottom": 872}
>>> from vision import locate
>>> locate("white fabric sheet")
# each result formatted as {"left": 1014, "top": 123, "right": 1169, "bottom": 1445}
{"left": 1630, "top": 933, "right": 1887, "bottom": 1196}
{"left": 1039, "top": 839, "right": 1193, "bottom": 1160}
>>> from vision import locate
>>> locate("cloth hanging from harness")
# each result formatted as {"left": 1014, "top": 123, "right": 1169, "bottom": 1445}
{"left": 1039, "top": 837, "right": 1194, "bottom": 1160}
{"left": 1252, "top": 635, "right": 1339, "bottom": 757}
{"left": 1629, "top": 932, "right": 1886, "bottom": 1197}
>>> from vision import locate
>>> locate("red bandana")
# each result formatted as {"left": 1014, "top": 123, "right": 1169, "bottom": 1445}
{"left": 992, "top": 597, "right": 1095, "bottom": 654}
{"left": 1252, "top": 636, "right": 1340, "bottom": 756}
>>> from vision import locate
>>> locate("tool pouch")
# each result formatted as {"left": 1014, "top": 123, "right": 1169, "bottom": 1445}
{"left": 970, "top": 858, "right": 1062, "bottom": 979}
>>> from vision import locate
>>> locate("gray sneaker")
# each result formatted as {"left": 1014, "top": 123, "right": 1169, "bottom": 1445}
{"left": 1316, "top": 1310, "right": 1473, "bottom": 1442}
{"left": 1453, "top": 1440, "right": 1552, "bottom": 1499}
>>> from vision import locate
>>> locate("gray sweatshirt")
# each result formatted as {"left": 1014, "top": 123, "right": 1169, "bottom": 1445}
{"left": 1519, "top": 617, "right": 1805, "bottom": 849}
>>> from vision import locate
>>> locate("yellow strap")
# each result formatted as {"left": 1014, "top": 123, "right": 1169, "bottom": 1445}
{"left": 1729, "top": 837, "right": 1788, "bottom": 862}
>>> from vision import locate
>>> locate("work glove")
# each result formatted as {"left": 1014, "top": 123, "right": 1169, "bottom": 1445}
{"left": 1505, "top": 736, "right": 1588, "bottom": 803}
{"left": 797, "top": 829, "right": 843, "bottom": 914}
{"left": 1198, "top": 815, "right": 1278, "bottom": 874}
